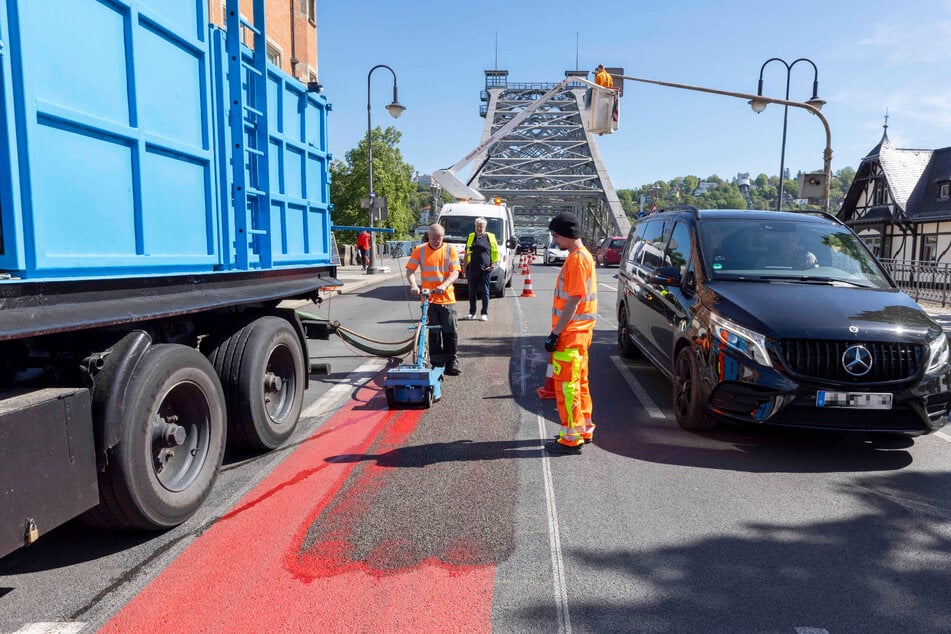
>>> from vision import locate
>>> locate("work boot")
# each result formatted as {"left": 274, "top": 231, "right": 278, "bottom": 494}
{"left": 445, "top": 365, "right": 461, "bottom": 376}
{"left": 553, "top": 435, "right": 592, "bottom": 444}
{"left": 544, "top": 440, "right": 582, "bottom": 455}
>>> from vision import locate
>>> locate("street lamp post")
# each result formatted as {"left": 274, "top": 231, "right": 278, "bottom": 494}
{"left": 366, "top": 64, "right": 406, "bottom": 274}
{"left": 616, "top": 73, "right": 833, "bottom": 213}
{"left": 754, "top": 58, "right": 825, "bottom": 211}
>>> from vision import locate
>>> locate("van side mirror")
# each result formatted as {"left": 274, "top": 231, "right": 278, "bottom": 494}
{"left": 649, "top": 266, "right": 682, "bottom": 287}
{"left": 507, "top": 237, "right": 517, "bottom": 250}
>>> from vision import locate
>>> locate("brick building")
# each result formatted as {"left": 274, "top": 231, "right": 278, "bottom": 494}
{"left": 207, "top": 0, "right": 318, "bottom": 84}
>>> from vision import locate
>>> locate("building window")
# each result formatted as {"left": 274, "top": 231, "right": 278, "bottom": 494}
{"left": 921, "top": 234, "right": 938, "bottom": 262}
{"left": 266, "top": 41, "right": 281, "bottom": 67}
{"left": 940, "top": 182, "right": 950, "bottom": 201}
{"left": 873, "top": 178, "right": 889, "bottom": 205}
{"left": 302, "top": 0, "right": 316, "bottom": 23}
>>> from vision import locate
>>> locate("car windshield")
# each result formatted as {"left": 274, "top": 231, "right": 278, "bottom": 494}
{"left": 609, "top": 238, "right": 625, "bottom": 249}
{"left": 440, "top": 216, "right": 503, "bottom": 243}
{"left": 699, "top": 218, "right": 892, "bottom": 288}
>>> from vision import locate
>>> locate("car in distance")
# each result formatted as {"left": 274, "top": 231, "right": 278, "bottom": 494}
{"left": 596, "top": 236, "right": 625, "bottom": 267}
{"left": 543, "top": 237, "right": 569, "bottom": 265}
{"left": 615, "top": 206, "right": 951, "bottom": 435}
{"left": 517, "top": 235, "right": 538, "bottom": 255}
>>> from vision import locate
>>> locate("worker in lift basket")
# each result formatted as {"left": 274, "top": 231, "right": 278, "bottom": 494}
{"left": 594, "top": 64, "right": 613, "bottom": 88}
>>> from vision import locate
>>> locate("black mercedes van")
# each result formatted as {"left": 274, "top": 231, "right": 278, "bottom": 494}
{"left": 616, "top": 207, "right": 951, "bottom": 435}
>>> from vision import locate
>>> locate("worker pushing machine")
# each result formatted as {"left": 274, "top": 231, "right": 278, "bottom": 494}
{"left": 405, "top": 223, "right": 462, "bottom": 375}
{"left": 543, "top": 212, "right": 597, "bottom": 454}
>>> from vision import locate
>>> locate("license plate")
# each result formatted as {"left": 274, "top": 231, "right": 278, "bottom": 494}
{"left": 816, "top": 391, "right": 893, "bottom": 409}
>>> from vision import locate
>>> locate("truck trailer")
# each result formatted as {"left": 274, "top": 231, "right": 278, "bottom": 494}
{"left": 0, "top": 0, "right": 339, "bottom": 557}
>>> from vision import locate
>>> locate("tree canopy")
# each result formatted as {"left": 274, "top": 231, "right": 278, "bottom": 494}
{"left": 330, "top": 126, "right": 416, "bottom": 241}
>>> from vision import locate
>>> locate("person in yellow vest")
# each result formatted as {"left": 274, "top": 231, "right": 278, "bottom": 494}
{"left": 594, "top": 64, "right": 613, "bottom": 89}
{"left": 405, "top": 223, "right": 463, "bottom": 375}
{"left": 544, "top": 212, "right": 597, "bottom": 454}
{"left": 462, "top": 217, "right": 499, "bottom": 321}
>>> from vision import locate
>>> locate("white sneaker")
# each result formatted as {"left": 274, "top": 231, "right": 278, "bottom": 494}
{"left": 463, "top": 314, "right": 475, "bottom": 320}
{"left": 479, "top": 314, "right": 488, "bottom": 321}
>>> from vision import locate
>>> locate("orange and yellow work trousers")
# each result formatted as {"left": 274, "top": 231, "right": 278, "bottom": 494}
{"left": 552, "top": 330, "right": 594, "bottom": 447}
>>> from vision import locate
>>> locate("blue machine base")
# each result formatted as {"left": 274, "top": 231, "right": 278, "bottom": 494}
{"left": 383, "top": 366, "right": 445, "bottom": 409}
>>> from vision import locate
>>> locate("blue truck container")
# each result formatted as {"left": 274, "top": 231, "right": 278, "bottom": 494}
{"left": 0, "top": 0, "right": 340, "bottom": 558}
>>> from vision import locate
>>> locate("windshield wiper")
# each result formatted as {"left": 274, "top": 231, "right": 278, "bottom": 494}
{"left": 763, "top": 275, "right": 876, "bottom": 288}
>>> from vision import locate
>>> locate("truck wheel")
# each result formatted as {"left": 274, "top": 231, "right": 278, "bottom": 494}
{"left": 209, "top": 316, "right": 305, "bottom": 450}
{"left": 83, "top": 345, "right": 226, "bottom": 530}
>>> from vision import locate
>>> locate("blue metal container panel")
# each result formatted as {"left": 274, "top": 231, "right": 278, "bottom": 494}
{"left": 0, "top": 0, "right": 219, "bottom": 279}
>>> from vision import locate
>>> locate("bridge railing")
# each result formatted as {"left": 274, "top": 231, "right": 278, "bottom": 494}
{"left": 880, "top": 258, "right": 951, "bottom": 307}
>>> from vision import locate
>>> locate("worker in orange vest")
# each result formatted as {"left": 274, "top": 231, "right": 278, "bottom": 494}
{"left": 405, "top": 223, "right": 462, "bottom": 375}
{"left": 543, "top": 212, "right": 597, "bottom": 454}
{"left": 594, "top": 64, "right": 613, "bottom": 89}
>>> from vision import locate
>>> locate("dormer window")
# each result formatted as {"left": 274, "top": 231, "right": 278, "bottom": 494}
{"left": 940, "top": 182, "right": 950, "bottom": 201}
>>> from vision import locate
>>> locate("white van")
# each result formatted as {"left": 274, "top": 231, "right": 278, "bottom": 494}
{"left": 436, "top": 200, "right": 518, "bottom": 298}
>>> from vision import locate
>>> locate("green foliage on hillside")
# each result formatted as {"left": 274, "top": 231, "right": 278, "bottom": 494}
{"left": 616, "top": 166, "right": 857, "bottom": 217}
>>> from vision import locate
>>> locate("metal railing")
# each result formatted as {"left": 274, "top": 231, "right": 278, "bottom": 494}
{"left": 880, "top": 258, "right": 951, "bottom": 307}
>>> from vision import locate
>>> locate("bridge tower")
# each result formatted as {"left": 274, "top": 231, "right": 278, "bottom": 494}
{"left": 470, "top": 69, "right": 630, "bottom": 243}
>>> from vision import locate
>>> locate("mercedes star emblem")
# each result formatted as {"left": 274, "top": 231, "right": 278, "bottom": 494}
{"left": 842, "top": 345, "right": 873, "bottom": 377}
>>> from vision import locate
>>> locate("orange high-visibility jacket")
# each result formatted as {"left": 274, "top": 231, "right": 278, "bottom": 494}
{"left": 552, "top": 247, "right": 597, "bottom": 335}
{"left": 595, "top": 69, "right": 613, "bottom": 88}
{"left": 406, "top": 243, "right": 460, "bottom": 305}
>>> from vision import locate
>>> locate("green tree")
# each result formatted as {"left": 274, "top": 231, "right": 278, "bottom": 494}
{"left": 330, "top": 126, "right": 415, "bottom": 241}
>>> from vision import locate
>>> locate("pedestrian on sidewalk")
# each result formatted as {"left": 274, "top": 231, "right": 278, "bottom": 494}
{"left": 356, "top": 230, "right": 372, "bottom": 271}
{"left": 462, "top": 217, "right": 499, "bottom": 321}
{"left": 543, "top": 212, "right": 598, "bottom": 455}
{"left": 405, "top": 223, "right": 463, "bottom": 375}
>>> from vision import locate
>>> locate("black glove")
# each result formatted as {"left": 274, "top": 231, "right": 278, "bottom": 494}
{"left": 544, "top": 332, "right": 559, "bottom": 352}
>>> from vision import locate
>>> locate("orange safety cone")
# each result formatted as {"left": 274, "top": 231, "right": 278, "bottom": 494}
{"left": 537, "top": 353, "right": 556, "bottom": 399}
{"left": 521, "top": 254, "right": 530, "bottom": 275}
{"left": 521, "top": 268, "right": 536, "bottom": 297}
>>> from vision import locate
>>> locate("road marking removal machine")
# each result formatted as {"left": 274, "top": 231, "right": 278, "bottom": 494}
{"left": 383, "top": 290, "right": 444, "bottom": 408}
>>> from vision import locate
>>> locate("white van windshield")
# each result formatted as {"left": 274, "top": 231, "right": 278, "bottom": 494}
{"left": 440, "top": 216, "right": 504, "bottom": 243}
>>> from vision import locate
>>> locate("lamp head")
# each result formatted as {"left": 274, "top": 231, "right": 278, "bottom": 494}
{"left": 805, "top": 96, "right": 826, "bottom": 112}
{"left": 386, "top": 101, "right": 406, "bottom": 119}
{"left": 748, "top": 98, "right": 768, "bottom": 114}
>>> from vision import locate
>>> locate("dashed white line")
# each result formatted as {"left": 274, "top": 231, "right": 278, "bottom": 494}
{"left": 935, "top": 430, "right": 951, "bottom": 443}
{"left": 13, "top": 624, "right": 85, "bottom": 634}
{"left": 300, "top": 358, "right": 388, "bottom": 419}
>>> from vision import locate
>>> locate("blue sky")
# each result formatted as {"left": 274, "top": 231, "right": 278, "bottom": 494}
{"left": 316, "top": 0, "right": 951, "bottom": 190}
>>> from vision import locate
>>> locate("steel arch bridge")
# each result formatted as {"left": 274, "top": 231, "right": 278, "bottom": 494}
{"left": 468, "top": 69, "right": 630, "bottom": 244}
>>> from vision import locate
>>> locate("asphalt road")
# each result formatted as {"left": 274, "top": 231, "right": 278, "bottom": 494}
{"left": 2, "top": 260, "right": 951, "bottom": 633}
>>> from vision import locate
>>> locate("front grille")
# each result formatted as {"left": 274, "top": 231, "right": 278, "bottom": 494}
{"left": 775, "top": 339, "right": 923, "bottom": 384}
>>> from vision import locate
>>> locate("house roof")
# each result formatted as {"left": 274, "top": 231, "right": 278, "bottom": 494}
{"left": 908, "top": 147, "right": 951, "bottom": 217}
{"left": 876, "top": 136, "right": 933, "bottom": 211}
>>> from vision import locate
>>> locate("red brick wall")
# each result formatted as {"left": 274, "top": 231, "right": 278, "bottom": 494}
{"left": 207, "top": 0, "right": 317, "bottom": 81}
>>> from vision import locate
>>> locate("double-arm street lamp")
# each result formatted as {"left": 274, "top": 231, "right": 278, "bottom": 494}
{"left": 366, "top": 64, "right": 405, "bottom": 274}
{"left": 615, "top": 73, "right": 833, "bottom": 213}
{"left": 753, "top": 58, "right": 825, "bottom": 210}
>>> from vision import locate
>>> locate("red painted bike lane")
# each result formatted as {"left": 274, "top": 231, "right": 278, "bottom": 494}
{"left": 101, "top": 380, "right": 495, "bottom": 633}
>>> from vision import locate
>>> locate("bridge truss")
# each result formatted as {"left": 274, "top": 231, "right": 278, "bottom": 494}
{"left": 468, "top": 70, "right": 630, "bottom": 243}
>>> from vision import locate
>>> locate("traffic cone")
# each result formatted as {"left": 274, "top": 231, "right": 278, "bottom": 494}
{"left": 521, "top": 268, "right": 536, "bottom": 297}
{"left": 537, "top": 353, "right": 556, "bottom": 399}
{"left": 521, "top": 254, "right": 530, "bottom": 275}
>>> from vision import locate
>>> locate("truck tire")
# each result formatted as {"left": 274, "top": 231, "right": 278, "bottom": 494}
{"left": 209, "top": 316, "right": 305, "bottom": 450}
{"left": 83, "top": 344, "right": 227, "bottom": 530}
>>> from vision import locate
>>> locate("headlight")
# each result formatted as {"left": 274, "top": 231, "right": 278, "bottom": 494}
{"left": 709, "top": 312, "right": 772, "bottom": 367}
{"left": 926, "top": 334, "right": 949, "bottom": 374}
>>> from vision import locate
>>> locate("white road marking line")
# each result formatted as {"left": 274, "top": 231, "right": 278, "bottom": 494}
{"left": 935, "top": 430, "right": 951, "bottom": 443}
{"left": 300, "top": 358, "right": 388, "bottom": 419}
{"left": 537, "top": 411, "right": 572, "bottom": 634}
{"left": 14, "top": 624, "right": 85, "bottom": 634}
{"left": 610, "top": 355, "right": 668, "bottom": 419}
{"left": 598, "top": 282, "right": 617, "bottom": 291}
{"left": 514, "top": 295, "right": 571, "bottom": 633}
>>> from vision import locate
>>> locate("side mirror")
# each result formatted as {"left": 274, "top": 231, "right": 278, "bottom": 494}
{"left": 648, "top": 265, "right": 682, "bottom": 287}
{"left": 507, "top": 237, "right": 517, "bottom": 250}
